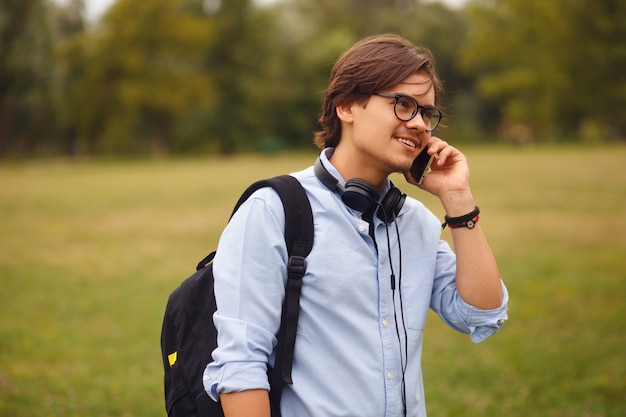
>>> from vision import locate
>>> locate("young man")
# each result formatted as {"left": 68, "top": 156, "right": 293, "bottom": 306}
{"left": 203, "top": 34, "right": 508, "bottom": 417}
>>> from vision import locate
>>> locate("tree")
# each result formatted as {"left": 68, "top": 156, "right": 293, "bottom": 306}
{"left": 459, "top": 0, "right": 626, "bottom": 141}
{"left": 0, "top": 0, "right": 57, "bottom": 156}
{"left": 202, "top": 0, "right": 274, "bottom": 153}
{"left": 64, "top": 0, "right": 215, "bottom": 154}
{"left": 50, "top": 0, "right": 87, "bottom": 155}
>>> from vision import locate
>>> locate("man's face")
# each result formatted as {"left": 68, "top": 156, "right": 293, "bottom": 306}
{"left": 339, "top": 72, "right": 436, "bottom": 182}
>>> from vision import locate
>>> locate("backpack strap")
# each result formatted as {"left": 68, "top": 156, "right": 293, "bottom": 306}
{"left": 229, "top": 175, "right": 313, "bottom": 414}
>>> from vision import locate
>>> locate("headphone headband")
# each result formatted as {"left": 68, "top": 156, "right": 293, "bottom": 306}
{"left": 314, "top": 157, "right": 406, "bottom": 223}
{"left": 314, "top": 157, "right": 342, "bottom": 194}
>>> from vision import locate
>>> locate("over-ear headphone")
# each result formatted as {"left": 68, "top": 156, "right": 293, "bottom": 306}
{"left": 314, "top": 157, "right": 406, "bottom": 224}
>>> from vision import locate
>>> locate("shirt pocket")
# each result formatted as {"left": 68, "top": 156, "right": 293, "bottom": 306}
{"left": 401, "top": 261, "right": 435, "bottom": 331}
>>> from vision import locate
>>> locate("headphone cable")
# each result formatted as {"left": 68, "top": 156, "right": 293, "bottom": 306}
{"left": 379, "top": 205, "right": 408, "bottom": 416}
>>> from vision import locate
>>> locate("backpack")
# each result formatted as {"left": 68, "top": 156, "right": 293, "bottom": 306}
{"left": 160, "top": 175, "right": 314, "bottom": 417}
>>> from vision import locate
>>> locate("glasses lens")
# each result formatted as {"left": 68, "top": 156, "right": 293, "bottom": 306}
{"left": 394, "top": 96, "right": 418, "bottom": 121}
{"left": 421, "top": 106, "right": 442, "bottom": 131}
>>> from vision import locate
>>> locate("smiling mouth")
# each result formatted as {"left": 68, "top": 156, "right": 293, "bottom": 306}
{"left": 396, "top": 137, "right": 418, "bottom": 149}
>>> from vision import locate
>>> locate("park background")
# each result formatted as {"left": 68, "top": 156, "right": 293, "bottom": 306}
{"left": 1, "top": 0, "right": 625, "bottom": 416}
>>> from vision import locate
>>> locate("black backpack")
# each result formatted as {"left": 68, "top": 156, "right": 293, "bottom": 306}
{"left": 160, "top": 175, "right": 314, "bottom": 417}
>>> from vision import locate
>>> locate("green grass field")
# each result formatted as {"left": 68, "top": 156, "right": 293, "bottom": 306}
{"left": 1, "top": 145, "right": 625, "bottom": 416}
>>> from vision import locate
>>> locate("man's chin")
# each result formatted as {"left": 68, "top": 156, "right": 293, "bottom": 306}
{"left": 392, "top": 164, "right": 412, "bottom": 176}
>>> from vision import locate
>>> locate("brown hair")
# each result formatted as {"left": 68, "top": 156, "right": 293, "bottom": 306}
{"left": 314, "top": 34, "right": 442, "bottom": 149}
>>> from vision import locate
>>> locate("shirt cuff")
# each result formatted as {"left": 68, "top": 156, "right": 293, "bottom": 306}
{"left": 203, "top": 365, "right": 221, "bottom": 402}
{"left": 461, "top": 281, "right": 509, "bottom": 343}
{"left": 203, "top": 361, "right": 271, "bottom": 402}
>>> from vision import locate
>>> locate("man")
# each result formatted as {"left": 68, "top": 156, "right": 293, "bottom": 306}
{"left": 203, "top": 34, "right": 508, "bottom": 417}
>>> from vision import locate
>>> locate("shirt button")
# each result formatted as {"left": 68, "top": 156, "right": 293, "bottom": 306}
{"left": 358, "top": 225, "right": 367, "bottom": 233}
{"left": 382, "top": 320, "right": 389, "bottom": 327}
{"left": 387, "top": 372, "right": 393, "bottom": 380}
{"left": 497, "top": 319, "right": 505, "bottom": 326}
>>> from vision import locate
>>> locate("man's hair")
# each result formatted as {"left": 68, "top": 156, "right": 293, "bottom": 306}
{"left": 314, "top": 34, "right": 442, "bottom": 149}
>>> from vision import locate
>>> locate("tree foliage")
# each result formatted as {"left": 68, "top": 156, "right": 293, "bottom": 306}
{"left": 62, "top": 0, "right": 216, "bottom": 154}
{"left": 0, "top": 0, "right": 57, "bottom": 155}
{"left": 1, "top": 0, "right": 624, "bottom": 157}
{"left": 459, "top": 0, "right": 626, "bottom": 141}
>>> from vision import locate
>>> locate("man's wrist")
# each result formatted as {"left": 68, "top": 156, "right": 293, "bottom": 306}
{"left": 439, "top": 191, "right": 475, "bottom": 217}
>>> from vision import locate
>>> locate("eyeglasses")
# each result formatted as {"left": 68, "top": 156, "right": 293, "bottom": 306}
{"left": 374, "top": 93, "right": 443, "bottom": 132}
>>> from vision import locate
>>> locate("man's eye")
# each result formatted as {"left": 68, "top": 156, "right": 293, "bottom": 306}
{"left": 422, "top": 107, "right": 436, "bottom": 119}
{"left": 396, "top": 97, "right": 414, "bottom": 109}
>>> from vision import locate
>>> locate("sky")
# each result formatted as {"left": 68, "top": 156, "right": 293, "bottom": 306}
{"left": 56, "top": 0, "right": 468, "bottom": 23}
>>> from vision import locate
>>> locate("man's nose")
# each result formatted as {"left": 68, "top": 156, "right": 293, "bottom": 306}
{"left": 404, "top": 111, "right": 429, "bottom": 132}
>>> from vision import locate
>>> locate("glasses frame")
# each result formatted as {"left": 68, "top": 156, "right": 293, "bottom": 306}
{"left": 374, "top": 93, "right": 443, "bottom": 132}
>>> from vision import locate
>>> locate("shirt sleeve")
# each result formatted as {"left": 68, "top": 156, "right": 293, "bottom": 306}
{"left": 430, "top": 240, "right": 509, "bottom": 343}
{"left": 203, "top": 189, "right": 288, "bottom": 399}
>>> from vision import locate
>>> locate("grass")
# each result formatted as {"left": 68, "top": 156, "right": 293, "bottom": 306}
{"left": 0, "top": 145, "right": 625, "bottom": 416}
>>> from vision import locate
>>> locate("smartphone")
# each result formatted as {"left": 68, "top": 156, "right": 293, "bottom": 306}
{"left": 410, "top": 147, "right": 437, "bottom": 185}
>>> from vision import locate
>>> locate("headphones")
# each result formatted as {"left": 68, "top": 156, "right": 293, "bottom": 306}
{"left": 314, "top": 157, "right": 406, "bottom": 224}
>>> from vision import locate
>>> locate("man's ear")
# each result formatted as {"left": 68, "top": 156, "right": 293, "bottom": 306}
{"left": 336, "top": 103, "right": 354, "bottom": 123}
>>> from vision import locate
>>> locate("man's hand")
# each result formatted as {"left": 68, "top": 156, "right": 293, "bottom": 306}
{"left": 404, "top": 137, "right": 475, "bottom": 216}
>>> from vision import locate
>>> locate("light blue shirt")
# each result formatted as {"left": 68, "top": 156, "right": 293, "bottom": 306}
{"left": 204, "top": 149, "right": 508, "bottom": 417}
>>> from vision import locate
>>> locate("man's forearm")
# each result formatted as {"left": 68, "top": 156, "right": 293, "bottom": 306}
{"left": 451, "top": 223, "right": 503, "bottom": 309}
{"left": 441, "top": 193, "right": 503, "bottom": 310}
{"left": 221, "top": 389, "right": 271, "bottom": 417}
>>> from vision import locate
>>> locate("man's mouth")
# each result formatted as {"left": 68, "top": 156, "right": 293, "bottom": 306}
{"left": 396, "top": 136, "right": 418, "bottom": 149}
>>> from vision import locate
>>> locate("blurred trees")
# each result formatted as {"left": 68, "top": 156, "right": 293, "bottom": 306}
{"left": 57, "top": 0, "right": 216, "bottom": 154}
{"left": 460, "top": 0, "right": 626, "bottom": 142}
{"left": 0, "top": 0, "right": 624, "bottom": 157}
{"left": 0, "top": 0, "right": 57, "bottom": 156}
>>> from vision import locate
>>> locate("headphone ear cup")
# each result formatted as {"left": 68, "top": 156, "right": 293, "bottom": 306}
{"left": 342, "top": 178, "right": 379, "bottom": 213}
{"left": 377, "top": 187, "right": 407, "bottom": 223}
